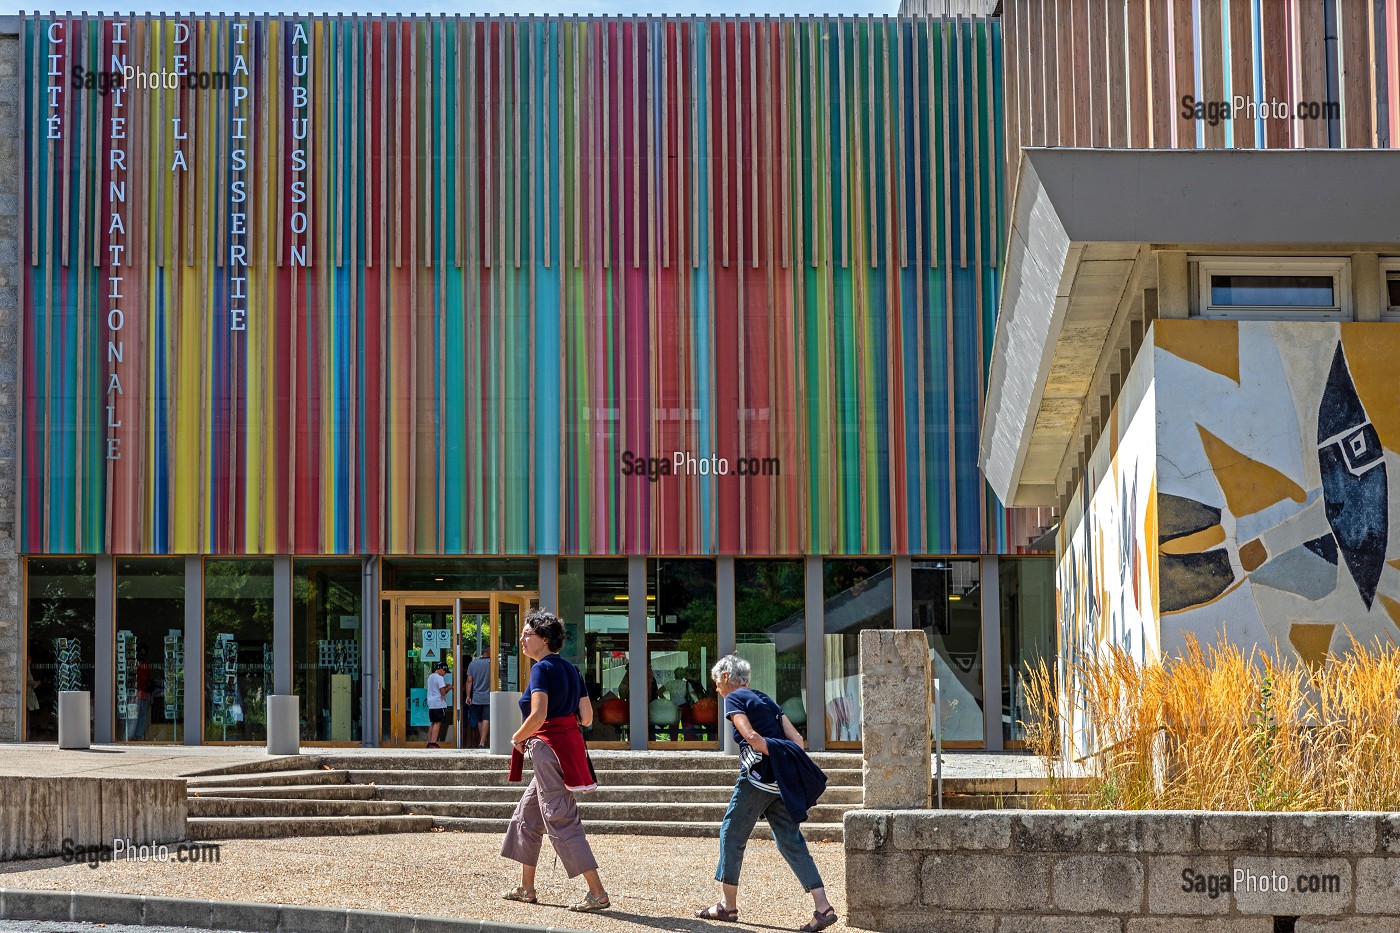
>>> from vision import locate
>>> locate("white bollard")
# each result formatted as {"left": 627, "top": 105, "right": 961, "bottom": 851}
{"left": 266, "top": 695, "right": 300, "bottom": 755}
{"left": 488, "top": 691, "right": 523, "bottom": 756}
{"left": 57, "top": 691, "right": 92, "bottom": 750}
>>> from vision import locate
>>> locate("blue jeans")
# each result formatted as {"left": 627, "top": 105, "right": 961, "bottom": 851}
{"left": 715, "top": 775, "right": 824, "bottom": 892}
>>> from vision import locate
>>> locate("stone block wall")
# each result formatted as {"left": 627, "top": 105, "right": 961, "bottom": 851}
{"left": 0, "top": 21, "right": 21, "bottom": 743}
{"left": 0, "top": 777, "right": 188, "bottom": 861}
{"left": 845, "top": 810, "right": 1400, "bottom": 933}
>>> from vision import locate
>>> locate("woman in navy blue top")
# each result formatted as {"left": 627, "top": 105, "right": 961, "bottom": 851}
{"left": 697, "top": 654, "right": 838, "bottom": 932}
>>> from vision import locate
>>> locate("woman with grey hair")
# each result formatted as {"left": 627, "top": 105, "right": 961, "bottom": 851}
{"left": 697, "top": 655, "right": 837, "bottom": 931}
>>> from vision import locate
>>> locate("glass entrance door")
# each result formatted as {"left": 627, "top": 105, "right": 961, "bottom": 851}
{"left": 381, "top": 591, "right": 537, "bottom": 747}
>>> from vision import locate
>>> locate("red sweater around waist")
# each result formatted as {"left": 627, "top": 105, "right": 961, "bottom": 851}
{"left": 508, "top": 715, "right": 598, "bottom": 792}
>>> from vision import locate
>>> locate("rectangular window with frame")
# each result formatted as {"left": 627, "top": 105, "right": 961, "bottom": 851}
{"left": 1382, "top": 261, "right": 1400, "bottom": 321}
{"left": 1192, "top": 257, "right": 1350, "bottom": 320}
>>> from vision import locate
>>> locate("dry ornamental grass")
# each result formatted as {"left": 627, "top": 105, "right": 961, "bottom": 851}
{"left": 1022, "top": 634, "right": 1400, "bottom": 811}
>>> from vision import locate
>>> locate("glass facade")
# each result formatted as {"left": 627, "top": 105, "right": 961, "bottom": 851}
{"left": 646, "top": 559, "right": 719, "bottom": 746}
{"left": 822, "top": 559, "right": 893, "bottom": 746}
{"left": 294, "top": 560, "right": 364, "bottom": 743}
{"left": 557, "top": 559, "right": 631, "bottom": 745}
{"left": 915, "top": 559, "right": 984, "bottom": 745}
{"left": 1000, "top": 558, "right": 1056, "bottom": 745}
{"left": 115, "top": 559, "right": 185, "bottom": 742}
{"left": 734, "top": 560, "right": 807, "bottom": 729}
{"left": 203, "top": 560, "right": 275, "bottom": 742}
{"left": 24, "top": 558, "right": 96, "bottom": 742}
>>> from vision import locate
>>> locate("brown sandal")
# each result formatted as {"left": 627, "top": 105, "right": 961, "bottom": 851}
{"left": 696, "top": 903, "right": 740, "bottom": 922}
{"left": 799, "top": 907, "right": 839, "bottom": 932}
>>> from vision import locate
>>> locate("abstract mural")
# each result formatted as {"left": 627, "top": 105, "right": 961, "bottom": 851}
{"left": 1060, "top": 321, "right": 1400, "bottom": 693}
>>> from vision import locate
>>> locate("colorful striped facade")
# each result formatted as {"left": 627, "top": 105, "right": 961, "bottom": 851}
{"left": 19, "top": 13, "right": 1044, "bottom": 558}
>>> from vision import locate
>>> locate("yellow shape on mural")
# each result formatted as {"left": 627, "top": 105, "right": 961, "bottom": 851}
{"left": 1340, "top": 328, "right": 1400, "bottom": 453}
{"left": 1379, "top": 594, "right": 1400, "bottom": 632}
{"left": 1288, "top": 622, "right": 1335, "bottom": 671}
{"left": 1157, "top": 320, "right": 1239, "bottom": 384}
{"left": 1197, "top": 425, "right": 1307, "bottom": 517}
{"left": 1159, "top": 525, "right": 1227, "bottom": 555}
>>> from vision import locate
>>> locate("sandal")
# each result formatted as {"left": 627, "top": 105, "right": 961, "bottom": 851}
{"left": 799, "top": 907, "right": 839, "bottom": 932}
{"left": 568, "top": 891, "right": 611, "bottom": 912}
{"left": 502, "top": 886, "right": 538, "bottom": 904}
{"left": 696, "top": 902, "right": 740, "bottom": 922}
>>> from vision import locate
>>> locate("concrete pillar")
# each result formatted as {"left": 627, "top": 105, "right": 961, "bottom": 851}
{"left": 892, "top": 557, "right": 913, "bottom": 628}
{"left": 981, "top": 556, "right": 1004, "bottom": 751}
{"left": 266, "top": 694, "right": 299, "bottom": 755}
{"left": 360, "top": 556, "right": 379, "bottom": 747}
{"left": 58, "top": 691, "right": 92, "bottom": 749}
{"left": 717, "top": 557, "right": 737, "bottom": 754}
{"left": 1155, "top": 251, "right": 1190, "bottom": 319}
{"left": 1353, "top": 252, "right": 1381, "bottom": 321}
{"left": 94, "top": 557, "right": 114, "bottom": 744}
{"left": 538, "top": 556, "right": 559, "bottom": 611}
{"left": 804, "top": 556, "right": 825, "bottom": 751}
{"left": 183, "top": 557, "right": 203, "bottom": 745}
{"left": 627, "top": 556, "right": 648, "bottom": 751}
{"left": 859, "top": 629, "right": 931, "bottom": 809}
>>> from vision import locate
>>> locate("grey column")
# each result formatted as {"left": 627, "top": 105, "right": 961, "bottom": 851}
{"left": 892, "top": 556, "right": 913, "bottom": 628}
{"left": 184, "top": 556, "right": 203, "bottom": 745}
{"left": 981, "top": 555, "right": 1003, "bottom": 751}
{"left": 93, "top": 556, "right": 114, "bottom": 744}
{"left": 273, "top": 556, "right": 293, "bottom": 696}
{"left": 361, "top": 555, "right": 379, "bottom": 747}
{"left": 717, "top": 557, "right": 736, "bottom": 755}
{"left": 538, "top": 556, "right": 558, "bottom": 611}
{"left": 627, "top": 555, "right": 647, "bottom": 751}
{"left": 804, "top": 555, "right": 824, "bottom": 751}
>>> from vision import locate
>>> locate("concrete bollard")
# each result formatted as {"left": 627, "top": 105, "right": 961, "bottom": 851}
{"left": 266, "top": 694, "right": 300, "bottom": 755}
{"left": 57, "top": 691, "right": 92, "bottom": 749}
{"left": 859, "top": 629, "right": 932, "bottom": 809}
{"left": 489, "top": 690, "right": 523, "bottom": 755}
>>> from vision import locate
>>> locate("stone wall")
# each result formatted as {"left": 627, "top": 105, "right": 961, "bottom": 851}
{"left": 845, "top": 810, "right": 1400, "bottom": 933}
{"left": 0, "top": 20, "right": 21, "bottom": 743}
{"left": 0, "top": 777, "right": 188, "bottom": 861}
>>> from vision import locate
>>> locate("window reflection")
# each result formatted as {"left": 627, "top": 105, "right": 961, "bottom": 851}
{"left": 822, "top": 559, "right": 892, "bottom": 745}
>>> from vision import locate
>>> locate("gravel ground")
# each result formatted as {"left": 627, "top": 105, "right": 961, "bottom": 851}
{"left": 0, "top": 831, "right": 849, "bottom": 933}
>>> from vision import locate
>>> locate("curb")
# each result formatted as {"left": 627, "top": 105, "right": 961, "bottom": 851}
{"left": 0, "top": 889, "right": 592, "bottom": 933}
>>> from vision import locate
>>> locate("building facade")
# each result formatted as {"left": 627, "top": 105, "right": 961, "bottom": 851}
{"left": 1, "top": 11, "right": 1055, "bottom": 749}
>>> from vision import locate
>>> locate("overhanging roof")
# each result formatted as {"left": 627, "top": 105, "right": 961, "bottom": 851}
{"left": 981, "top": 147, "right": 1400, "bottom": 507}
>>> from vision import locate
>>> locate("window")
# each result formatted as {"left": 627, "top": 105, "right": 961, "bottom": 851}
{"left": 1192, "top": 258, "right": 1349, "bottom": 320}
{"left": 1382, "top": 261, "right": 1400, "bottom": 321}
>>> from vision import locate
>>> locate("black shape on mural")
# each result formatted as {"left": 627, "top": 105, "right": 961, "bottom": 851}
{"left": 1303, "top": 534, "right": 1339, "bottom": 566}
{"left": 1317, "top": 344, "right": 1387, "bottom": 610}
{"left": 1159, "top": 549, "right": 1235, "bottom": 613}
{"left": 1158, "top": 494, "right": 1223, "bottom": 544}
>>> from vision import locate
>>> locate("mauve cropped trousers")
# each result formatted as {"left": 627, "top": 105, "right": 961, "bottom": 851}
{"left": 499, "top": 740, "right": 599, "bottom": 879}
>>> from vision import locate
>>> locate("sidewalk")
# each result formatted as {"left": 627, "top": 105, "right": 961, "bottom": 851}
{"left": 0, "top": 831, "right": 849, "bottom": 933}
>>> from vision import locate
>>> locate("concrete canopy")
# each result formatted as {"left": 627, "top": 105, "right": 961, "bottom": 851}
{"left": 981, "top": 147, "right": 1400, "bottom": 508}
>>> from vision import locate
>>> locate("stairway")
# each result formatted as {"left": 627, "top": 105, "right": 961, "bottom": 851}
{"left": 183, "top": 750, "right": 862, "bottom": 841}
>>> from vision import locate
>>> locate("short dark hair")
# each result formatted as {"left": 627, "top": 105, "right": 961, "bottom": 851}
{"left": 524, "top": 608, "right": 566, "bottom": 653}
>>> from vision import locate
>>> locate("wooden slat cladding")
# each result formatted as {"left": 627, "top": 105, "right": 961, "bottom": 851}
{"left": 1001, "top": 0, "right": 1397, "bottom": 186}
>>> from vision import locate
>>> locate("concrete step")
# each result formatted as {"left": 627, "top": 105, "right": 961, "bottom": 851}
{"left": 187, "top": 783, "right": 378, "bottom": 801}
{"left": 187, "top": 796, "right": 409, "bottom": 818}
{"left": 940, "top": 793, "right": 1081, "bottom": 810}
{"left": 186, "top": 769, "right": 349, "bottom": 789}
{"left": 371, "top": 784, "right": 865, "bottom": 805}
{"left": 186, "top": 814, "right": 435, "bottom": 840}
{"left": 315, "top": 752, "right": 861, "bottom": 771}
{"left": 431, "top": 817, "right": 844, "bottom": 842}
{"left": 343, "top": 768, "right": 861, "bottom": 788}
{"left": 182, "top": 756, "right": 325, "bottom": 779}
{"left": 405, "top": 800, "right": 856, "bottom": 823}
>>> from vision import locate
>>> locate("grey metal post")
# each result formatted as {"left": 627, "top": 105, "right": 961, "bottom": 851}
{"left": 454, "top": 597, "right": 463, "bottom": 750}
{"left": 361, "top": 555, "right": 379, "bottom": 747}
{"left": 273, "top": 556, "right": 292, "bottom": 696}
{"left": 183, "top": 557, "right": 203, "bottom": 745}
{"left": 627, "top": 555, "right": 648, "bottom": 751}
{"left": 539, "top": 556, "right": 558, "bottom": 611}
{"left": 981, "top": 555, "right": 1004, "bottom": 751}
{"left": 93, "top": 556, "right": 114, "bottom": 744}
{"left": 893, "top": 556, "right": 913, "bottom": 628}
{"left": 717, "top": 557, "right": 736, "bottom": 754}
{"left": 804, "top": 555, "right": 824, "bottom": 751}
